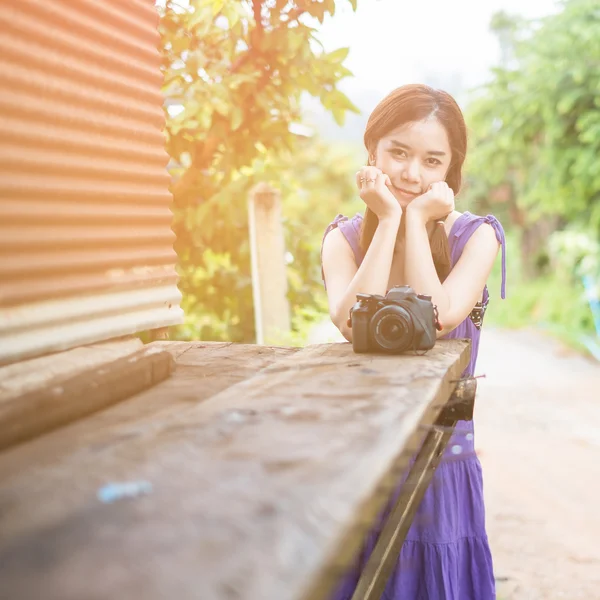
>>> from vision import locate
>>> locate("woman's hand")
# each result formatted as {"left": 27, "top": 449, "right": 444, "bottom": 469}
{"left": 407, "top": 181, "right": 455, "bottom": 223}
{"left": 355, "top": 166, "right": 401, "bottom": 222}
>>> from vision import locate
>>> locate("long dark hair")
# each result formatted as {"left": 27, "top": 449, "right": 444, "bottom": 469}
{"left": 361, "top": 84, "right": 467, "bottom": 281}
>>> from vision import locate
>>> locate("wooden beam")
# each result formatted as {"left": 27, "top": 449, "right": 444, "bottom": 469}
{"left": 0, "top": 337, "right": 143, "bottom": 396}
{"left": 0, "top": 344, "right": 174, "bottom": 452}
{"left": 247, "top": 183, "right": 291, "bottom": 344}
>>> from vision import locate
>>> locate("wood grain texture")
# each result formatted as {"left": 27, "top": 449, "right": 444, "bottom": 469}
{"left": 0, "top": 344, "right": 174, "bottom": 452}
{"left": 0, "top": 337, "right": 143, "bottom": 396}
{"left": 0, "top": 343, "right": 299, "bottom": 477}
{"left": 0, "top": 340, "right": 469, "bottom": 600}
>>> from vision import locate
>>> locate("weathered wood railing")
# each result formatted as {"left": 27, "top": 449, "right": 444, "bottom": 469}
{"left": 0, "top": 339, "right": 470, "bottom": 600}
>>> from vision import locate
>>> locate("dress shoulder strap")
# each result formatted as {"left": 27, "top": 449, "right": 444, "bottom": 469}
{"left": 450, "top": 211, "right": 507, "bottom": 299}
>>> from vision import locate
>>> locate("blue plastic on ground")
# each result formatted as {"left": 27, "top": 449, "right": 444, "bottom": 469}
{"left": 582, "top": 275, "right": 600, "bottom": 361}
{"left": 97, "top": 480, "right": 153, "bottom": 504}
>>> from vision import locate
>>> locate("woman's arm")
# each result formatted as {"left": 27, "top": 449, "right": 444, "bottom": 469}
{"left": 404, "top": 207, "right": 500, "bottom": 336}
{"left": 322, "top": 212, "right": 401, "bottom": 341}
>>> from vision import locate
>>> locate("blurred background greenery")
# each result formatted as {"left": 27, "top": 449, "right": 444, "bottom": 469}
{"left": 156, "top": 0, "right": 600, "bottom": 357}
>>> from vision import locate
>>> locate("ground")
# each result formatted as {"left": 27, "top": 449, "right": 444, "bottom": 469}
{"left": 308, "top": 323, "right": 600, "bottom": 599}
{"left": 476, "top": 329, "right": 600, "bottom": 600}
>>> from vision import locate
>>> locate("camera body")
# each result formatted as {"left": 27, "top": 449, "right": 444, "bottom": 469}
{"left": 350, "top": 286, "right": 438, "bottom": 354}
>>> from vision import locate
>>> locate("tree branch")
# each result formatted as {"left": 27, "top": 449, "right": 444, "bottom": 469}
{"left": 252, "top": 0, "right": 264, "bottom": 35}
{"left": 171, "top": 1, "right": 309, "bottom": 201}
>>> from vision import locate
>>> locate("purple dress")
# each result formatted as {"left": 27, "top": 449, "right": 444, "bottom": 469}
{"left": 321, "top": 211, "right": 507, "bottom": 600}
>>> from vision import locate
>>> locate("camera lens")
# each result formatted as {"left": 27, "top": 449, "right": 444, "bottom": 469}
{"left": 380, "top": 319, "right": 405, "bottom": 341}
{"left": 370, "top": 305, "right": 414, "bottom": 352}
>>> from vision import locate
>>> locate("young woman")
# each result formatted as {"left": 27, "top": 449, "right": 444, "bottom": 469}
{"left": 321, "top": 84, "right": 506, "bottom": 600}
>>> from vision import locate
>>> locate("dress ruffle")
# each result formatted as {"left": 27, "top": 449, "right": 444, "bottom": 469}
{"left": 330, "top": 457, "right": 496, "bottom": 600}
{"left": 382, "top": 535, "right": 495, "bottom": 600}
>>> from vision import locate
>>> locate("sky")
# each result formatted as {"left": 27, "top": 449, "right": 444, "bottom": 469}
{"left": 305, "top": 0, "right": 560, "bottom": 139}
{"left": 316, "top": 0, "right": 560, "bottom": 100}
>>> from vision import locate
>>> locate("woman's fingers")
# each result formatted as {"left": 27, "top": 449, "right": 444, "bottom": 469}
{"left": 374, "top": 171, "right": 390, "bottom": 193}
{"left": 356, "top": 167, "right": 382, "bottom": 190}
{"left": 356, "top": 167, "right": 401, "bottom": 221}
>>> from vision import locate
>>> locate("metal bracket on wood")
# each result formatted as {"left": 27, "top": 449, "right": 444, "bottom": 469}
{"left": 350, "top": 377, "right": 477, "bottom": 600}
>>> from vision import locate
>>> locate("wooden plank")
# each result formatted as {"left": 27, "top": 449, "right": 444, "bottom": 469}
{"left": 0, "top": 340, "right": 469, "bottom": 600}
{"left": 0, "top": 345, "right": 175, "bottom": 452}
{"left": 248, "top": 183, "right": 291, "bottom": 344}
{"left": 0, "top": 342, "right": 299, "bottom": 476}
{"left": 0, "top": 336, "right": 146, "bottom": 449}
{"left": 0, "top": 336, "right": 143, "bottom": 396}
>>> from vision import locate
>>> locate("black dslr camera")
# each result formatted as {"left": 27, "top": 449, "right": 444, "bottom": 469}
{"left": 350, "top": 286, "right": 439, "bottom": 354}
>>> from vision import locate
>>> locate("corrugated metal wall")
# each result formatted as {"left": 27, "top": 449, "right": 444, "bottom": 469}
{"left": 0, "top": 0, "right": 183, "bottom": 365}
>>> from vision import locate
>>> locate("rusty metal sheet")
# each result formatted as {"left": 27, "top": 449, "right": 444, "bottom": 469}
{"left": 0, "top": 0, "right": 182, "bottom": 365}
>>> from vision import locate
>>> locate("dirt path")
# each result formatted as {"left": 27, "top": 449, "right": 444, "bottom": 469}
{"left": 309, "top": 323, "right": 600, "bottom": 598}
{"left": 475, "top": 328, "right": 600, "bottom": 600}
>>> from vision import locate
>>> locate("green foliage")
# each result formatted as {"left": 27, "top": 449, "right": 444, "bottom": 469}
{"left": 485, "top": 230, "right": 597, "bottom": 354}
{"left": 272, "top": 139, "right": 363, "bottom": 327}
{"left": 548, "top": 227, "right": 600, "bottom": 283}
{"left": 158, "top": 0, "right": 361, "bottom": 342}
{"left": 487, "top": 275, "right": 594, "bottom": 353}
{"left": 175, "top": 137, "right": 362, "bottom": 342}
{"left": 462, "top": 0, "right": 600, "bottom": 353}
{"left": 465, "top": 0, "right": 600, "bottom": 231}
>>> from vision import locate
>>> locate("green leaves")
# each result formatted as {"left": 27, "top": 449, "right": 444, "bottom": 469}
{"left": 320, "top": 88, "right": 360, "bottom": 125}
{"left": 230, "top": 105, "right": 243, "bottom": 131}
{"left": 211, "top": 0, "right": 226, "bottom": 16}
{"left": 162, "top": 0, "right": 359, "bottom": 186}
{"left": 326, "top": 47, "right": 350, "bottom": 63}
{"left": 160, "top": 0, "right": 362, "bottom": 342}
{"left": 305, "top": 1, "right": 329, "bottom": 23}
{"left": 465, "top": 0, "right": 600, "bottom": 231}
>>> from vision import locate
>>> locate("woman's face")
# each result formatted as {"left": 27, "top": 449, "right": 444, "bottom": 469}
{"left": 373, "top": 117, "right": 452, "bottom": 208}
